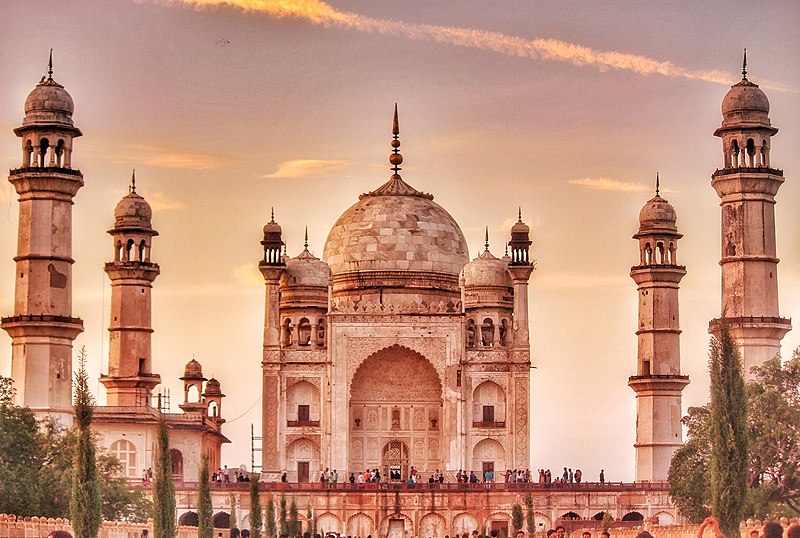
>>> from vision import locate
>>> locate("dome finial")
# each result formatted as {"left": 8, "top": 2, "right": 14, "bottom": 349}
{"left": 484, "top": 226, "right": 490, "bottom": 251}
{"left": 518, "top": 206, "right": 523, "bottom": 223}
{"left": 270, "top": 207, "right": 275, "bottom": 223}
{"left": 656, "top": 172, "right": 660, "bottom": 196}
{"left": 304, "top": 226, "right": 309, "bottom": 250}
{"left": 130, "top": 169, "right": 136, "bottom": 194}
{"left": 47, "top": 49, "right": 53, "bottom": 81}
{"left": 389, "top": 103, "right": 403, "bottom": 178}
{"left": 742, "top": 48, "right": 748, "bottom": 80}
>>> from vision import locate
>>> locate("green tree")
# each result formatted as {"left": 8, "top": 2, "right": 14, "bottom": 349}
{"left": 0, "top": 377, "right": 45, "bottom": 517}
{"left": 709, "top": 324, "right": 749, "bottom": 538}
{"left": 70, "top": 347, "right": 101, "bottom": 538}
{"left": 288, "top": 499, "right": 299, "bottom": 537}
{"left": 600, "top": 512, "right": 613, "bottom": 534}
{"left": 153, "top": 417, "right": 176, "bottom": 538}
{"left": 279, "top": 495, "right": 287, "bottom": 537}
{"left": 198, "top": 453, "right": 213, "bottom": 538}
{"left": 668, "top": 406, "right": 713, "bottom": 523}
{"left": 250, "top": 477, "right": 263, "bottom": 538}
{"left": 265, "top": 496, "right": 276, "bottom": 538}
{"left": 524, "top": 494, "right": 535, "bottom": 537}
{"left": 511, "top": 503, "right": 524, "bottom": 533}
{"left": 230, "top": 493, "right": 238, "bottom": 532}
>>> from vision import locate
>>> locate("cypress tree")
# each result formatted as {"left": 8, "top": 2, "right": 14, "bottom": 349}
{"left": 153, "top": 416, "right": 176, "bottom": 538}
{"left": 511, "top": 504, "right": 524, "bottom": 534}
{"left": 278, "top": 495, "right": 287, "bottom": 537}
{"left": 265, "top": 496, "right": 276, "bottom": 538}
{"left": 70, "top": 347, "right": 101, "bottom": 538}
{"left": 230, "top": 493, "right": 238, "bottom": 533}
{"left": 198, "top": 453, "right": 213, "bottom": 538}
{"left": 709, "top": 322, "right": 748, "bottom": 538}
{"left": 288, "top": 499, "right": 299, "bottom": 537}
{"left": 525, "top": 494, "right": 535, "bottom": 538}
{"left": 249, "top": 475, "right": 263, "bottom": 538}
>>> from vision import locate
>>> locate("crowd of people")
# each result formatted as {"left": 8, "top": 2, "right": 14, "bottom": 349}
{"left": 213, "top": 465, "right": 251, "bottom": 483}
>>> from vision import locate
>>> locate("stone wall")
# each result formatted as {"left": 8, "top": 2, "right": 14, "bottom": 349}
{"left": 0, "top": 516, "right": 218, "bottom": 538}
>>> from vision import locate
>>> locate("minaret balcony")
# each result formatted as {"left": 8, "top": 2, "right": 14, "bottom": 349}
{"left": 713, "top": 166, "right": 783, "bottom": 178}
{"left": 1, "top": 314, "right": 84, "bottom": 339}
{"left": 628, "top": 374, "right": 690, "bottom": 393}
{"left": 10, "top": 165, "right": 83, "bottom": 176}
{"left": 8, "top": 168, "right": 84, "bottom": 197}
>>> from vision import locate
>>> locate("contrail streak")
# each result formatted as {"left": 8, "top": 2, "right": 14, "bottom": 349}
{"left": 162, "top": 0, "right": 795, "bottom": 92}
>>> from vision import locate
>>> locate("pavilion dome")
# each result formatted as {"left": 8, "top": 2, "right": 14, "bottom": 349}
{"left": 638, "top": 194, "right": 678, "bottom": 233}
{"left": 282, "top": 249, "right": 331, "bottom": 287}
{"left": 203, "top": 378, "right": 223, "bottom": 396}
{"left": 23, "top": 77, "right": 75, "bottom": 128}
{"left": 323, "top": 176, "right": 468, "bottom": 277}
{"left": 114, "top": 191, "right": 153, "bottom": 229}
{"left": 462, "top": 249, "right": 512, "bottom": 288}
{"left": 181, "top": 359, "right": 205, "bottom": 380}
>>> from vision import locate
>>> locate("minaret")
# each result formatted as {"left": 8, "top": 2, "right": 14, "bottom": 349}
{"left": 99, "top": 172, "right": 161, "bottom": 407}
{"left": 1, "top": 54, "right": 84, "bottom": 424}
{"left": 259, "top": 209, "right": 285, "bottom": 478}
{"left": 506, "top": 210, "right": 534, "bottom": 468}
{"left": 710, "top": 52, "right": 791, "bottom": 377}
{"left": 628, "top": 179, "right": 689, "bottom": 482}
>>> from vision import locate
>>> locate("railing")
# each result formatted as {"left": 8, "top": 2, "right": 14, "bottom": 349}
{"left": 712, "top": 166, "right": 783, "bottom": 177}
{"left": 472, "top": 421, "right": 506, "bottom": 428}
{"left": 287, "top": 420, "right": 320, "bottom": 427}
{"left": 10, "top": 166, "right": 83, "bottom": 176}
{"left": 1, "top": 314, "right": 83, "bottom": 325}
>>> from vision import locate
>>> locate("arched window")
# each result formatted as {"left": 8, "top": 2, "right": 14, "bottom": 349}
{"left": 171, "top": 449, "right": 184, "bottom": 479}
{"left": 109, "top": 439, "right": 138, "bottom": 478}
{"left": 139, "top": 240, "right": 146, "bottom": 262}
{"left": 39, "top": 138, "right": 50, "bottom": 167}
{"left": 499, "top": 319, "right": 509, "bottom": 346}
{"left": 644, "top": 243, "right": 652, "bottom": 265}
{"left": 179, "top": 511, "right": 197, "bottom": 526}
{"left": 115, "top": 240, "right": 123, "bottom": 262}
{"left": 621, "top": 512, "right": 644, "bottom": 522}
{"left": 208, "top": 400, "right": 219, "bottom": 417}
{"left": 668, "top": 242, "right": 676, "bottom": 264}
{"left": 656, "top": 242, "right": 665, "bottom": 264}
{"left": 282, "top": 318, "right": 293, "bottom": 347}
{"left": 298, "top": 318, "right": 311, "bottom": 346}
{"left": 55, "top": 139, "right": 65, "bottom": 167}
{"left": 316, "top": 319, "right": 326, "bottom": 347}
{"left": 186, "top": 384, "right": 200, "bottom": 403}
{"left": 213, "top": 513, "right": 231, "bottom": 529}
{"left": 466, "top": 319, "right": 476, "bottom": 347}
{"left": 746, "top": 138, "right": 756, "bottom": 167}
{"left": 23, "top": 139, "right": 33, "bottom": 167}
{"left": 125, "top": 239, "right": 134, "bottom": 262}
{"left": 481, "top": 318, "right": 494, "bottom": 347}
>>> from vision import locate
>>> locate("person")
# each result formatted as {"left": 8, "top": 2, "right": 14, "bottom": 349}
{"left": 635, "top": 533, "right": 653, "bottom": 538}
{"left": 786, "top": 524, "right": 800, "bottom": 538}
{"left": 242, "top": 531, "right": 251, "bottom": 538}
{"left": 142, "top": 531, "right": 149, "bottom": 538}
{"left": 332, "top": 469, "right": 339, "bottom": 483}
{"left": 349, "top": 472, "right": 355, "bottom": 483}
{"left": 231, "top": 529, "right": 240, "bottom": 538}
{"left": 516, "top": 531, "right": 525, "bottom": 538}
{"left": 281, "top": 471, "right": 288, "bottom": 483}
{"left": 599, "top": 469, "right": 605, "bottom": 484}
{"left": 582, "top": 533, "right": 591, "bottom": 538}
{"left": 601, "top": 532, "right": 610, "bottom": 538}
{"left": 555, "top": 526, "right": 566, "bottom": 538}
{"left": 546, "top": 531, "right": 555, "bottom": 538}
{"left": 764, "top": 522, "right": 784, "bottom": 538}
{"left": 575, "top": 469, "right": 582, "bottom": 484}
{"left": 47, "top": 532, "right": 73, "bottom": 538}
{"left": 562, "top": 468, "right": 568, "bottom": 482}
{"left": 750, "top": 531, "right": 760, "bottom": 538}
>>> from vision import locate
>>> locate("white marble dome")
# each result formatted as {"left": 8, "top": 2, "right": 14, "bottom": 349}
{"left": 323, "top": 177, "right": 469, "bottom": 276}
{"left": 23, "top": 78, "right": 75, "bottom": 128}
{"left": 114, "top": 191, "right": 153, "bottom": 229}
{"left": 638, "top": 194, "right": 677, "bottom": 232}
{"left": 282, "top": 249, "right": 331, "bottom": 287}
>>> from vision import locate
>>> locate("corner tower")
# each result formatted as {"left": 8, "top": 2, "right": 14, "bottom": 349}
{"left": 709, "top": 54, "right": 791, "bottom": 376}
{"left": 628, "top": 181, "right": 689, "bottom": 482}
{"left": 99, "top": 173, "right": 161, "bottom": 406}
{"left": 1, "top": 55, "right": 84, "bottom": 424}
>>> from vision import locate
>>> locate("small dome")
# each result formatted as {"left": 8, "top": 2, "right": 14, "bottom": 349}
{"left": 263, "top": 219, "right": 282, "bottom": 236}
{"left": 282, "top": 249, "right": 331, "bottom": 288}
{"left": 511, "top": 220, "right": 530, "bottom": 235}
{"left": 462, "top": 249, "right": 512, "bottom": 288}
{"left": 203, "top": 378, "right": 222, "bottom": 396}
{"left": 638, "top": 195, "right": 677, "bottom": 232}
{"left": 182, "top": 359, "right": 204, "bottom": 380}
{"left": 114, "top": 191, "right": 153, "bottom": 229}
{"left": 721, "top": 78, "right": 770, "bottom": 117}
{"left": 23, "top": 78, "right": 75, "bottom": 128}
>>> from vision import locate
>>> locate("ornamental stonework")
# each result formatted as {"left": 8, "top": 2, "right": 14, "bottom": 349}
{"left": 345, "top": 338, "right": 447, "bottom": 393}
{"left": 515, "top": 377, "right": 528, "bottom": 464}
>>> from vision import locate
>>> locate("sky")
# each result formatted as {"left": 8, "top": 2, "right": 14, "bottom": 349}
{"left": 0, "top": 0, "right": 799, "bottom": 482}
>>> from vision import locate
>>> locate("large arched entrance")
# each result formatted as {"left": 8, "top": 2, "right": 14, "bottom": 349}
{"left": 349, "top": 345, "right": 443, "bottom": 478}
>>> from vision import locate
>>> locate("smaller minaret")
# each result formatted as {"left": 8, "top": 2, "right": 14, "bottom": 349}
{"left": 629, "top": 179, "right": 690, "bottom": 482}
{"left": 100, "top": 172, "right": 161, "bottom": 407}
{"left": 202, "top": 378, "right": 225, "bottom": 424}
{"left": 179, "top": 358, "right": 207, "bottom": 414}
{"left": 259, "top": 210, "right": 286, "bottom": 476}
{"left": 507, "top": 209, "right": 535, "bottom": 348}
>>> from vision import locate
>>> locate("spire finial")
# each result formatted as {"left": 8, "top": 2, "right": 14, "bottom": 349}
{"left": 518, "top": 206, "right": 523, "bottom": 223}
{"left": 47, "top": 49, "right": 53, "bottom": 81}
{"left": 130, "top": 169, "right": 136, "bottom": 194}
{"left": 270, "top": 207, "right": 275, "bottom": 223}
{"left": 742, "top": 48, "right": 748, "bottom": 79}
{"left": 484, "top": 226, "right": 490, "bottom": 251}
{"left": 304, "top": 226, "right": 309, "bottom": 250}
{"left": 389, "top": 103, "right": 403, "bottom": 178}
{"left": 656, "top": 172, "right": 660, "bottom": 196}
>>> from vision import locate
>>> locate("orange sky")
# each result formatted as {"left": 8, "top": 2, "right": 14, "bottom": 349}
{"left": 0, "top": 0, "right": 798, "bottom": 481}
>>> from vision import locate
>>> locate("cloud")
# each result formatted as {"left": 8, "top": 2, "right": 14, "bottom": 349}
{"left": 117, "top": 143, "right": 241, "bottom": 170}
{"left": 160, "top": 0, "right": 796, "bottom": 92}
{"left": 567, "top": 177, "right": 651, "bottom": 193}
{"left": 232, "top": 263, "right": 264, "bottom": 285}
{"left": 264, "top": 159, "right": 353, "bottom": 179}
{"left": 142, "top": 191, "right": 187, "bottom": 211}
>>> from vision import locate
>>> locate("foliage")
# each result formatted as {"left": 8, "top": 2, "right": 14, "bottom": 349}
{"left": 249, "top": 476, "right": 263, "bottom": 538}
{"left": 279, "top": 495, "right": 287, "bottom": 537}
{"left": 601, "top": 512, "right": 613, "bottom": 534}
{"left": 265, "top": 496, "right": 276, "bottom": 538}
{"left": 287, "top": 499, "right": 299, "bottom": 537}
{"left": 0, "top": 376, "right": 14, "bottom": 406}
{"left": 511, "top": 504, "right": 524, "bottom": 533}
{"left": 71, "top": 347, "right": 102, "bottom": 538}
{"left": 153, "top": 416, "right": 176, "bottom": 538}
{"left": 524, "top": 494, "right": 535, "bottom": 537}
{"left": 230, "top": 494, "right": 238, "bottom": 531}
{"left": 306, "top": 506, "right": 314, "bottom": 537}
{"left": 670, "top": 345, "right": 800, "bottom": 521}
{"left": 198, "top": 453, "right": 213, "bottom": 538}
